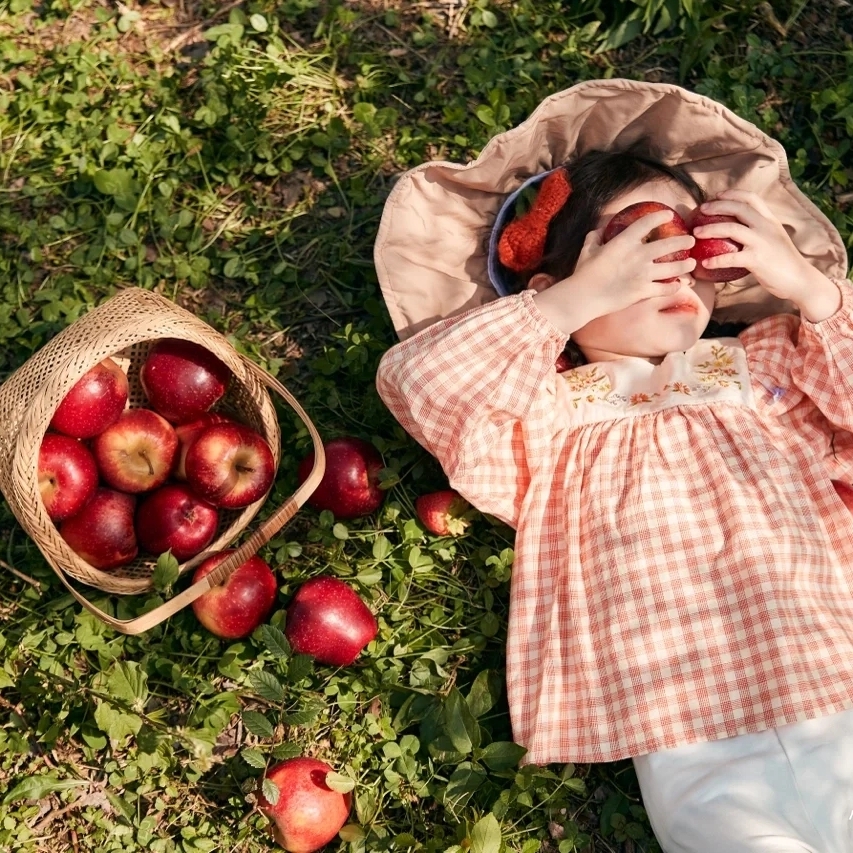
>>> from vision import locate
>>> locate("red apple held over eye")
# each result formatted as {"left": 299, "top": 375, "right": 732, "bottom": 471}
{"left": 191, "top": 549, "right": 278, "bottom": 639}
{"left": 285, "top": 576, "right": 378, "bottom": 667}
{"left": 184, "top": 423, "right": 276, "bottom": 508}
{"left": 297, "top": 437, "right": 384, "bottom": 520}
{"left": 59, "top": 488, "right": 138, "bottom": 570}
{"left": 92, "top": 408, "right": 179, "bottom": 493}
{"left": 39, "top": 433, "right": 99, "bottom": 522}
{"left": 173, "top": 413, "right": 234, "bottom": 481}
{"left": 135, "top": 483, "right": 219, "bottom": 562}
{"left": 50, "top": 357, "right": 129, "bottom": 439}
{"left": 258, "top": 757, "right": 352, "bottom": 853}
{"left": 688, "top": 210, "right": 749, "bottom": 282}
{"left": 140, "top": 339, "right": 231, "bottom": 424}
{"left": 602, "top": 201, "right": 691, "bottom": 283}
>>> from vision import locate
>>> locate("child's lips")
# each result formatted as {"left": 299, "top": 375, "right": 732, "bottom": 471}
{"left": 659, "top": 300, "right": 699, "bottom": 314}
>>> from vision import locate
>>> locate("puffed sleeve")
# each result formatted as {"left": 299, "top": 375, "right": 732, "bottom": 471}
{"left": 375, "top": 291, "right": 568, "bottom": 528}
{"left": 741, "top": 280, "right": 853, "bottom": 480}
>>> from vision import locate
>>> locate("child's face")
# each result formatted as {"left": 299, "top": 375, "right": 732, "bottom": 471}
{"left": 572, "top": 180, "right": 715, "bottom": 365}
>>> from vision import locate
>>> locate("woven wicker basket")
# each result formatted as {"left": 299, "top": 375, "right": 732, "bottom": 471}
{"left": 0, "top": 288, "right": 325, "bottom": 634}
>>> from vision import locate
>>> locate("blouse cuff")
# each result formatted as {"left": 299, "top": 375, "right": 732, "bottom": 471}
{"left": 800, "top": 279, "right": 853, "bottom": 338}
{"left": 517, "top": 290, "right": 573, "bottom": 346}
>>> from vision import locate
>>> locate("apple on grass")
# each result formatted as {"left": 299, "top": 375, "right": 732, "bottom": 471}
{"left": 60, "top": 488, "right": 138, "bottom": 570}
{"left": 140, "top": 339, "right": 231, "bottom": 424}
{"left": 285, "top": 576, "right": 378, "bottom": 667}
{"left": 39, "top": 433, "right": 99, "bottom": 522}
{"left": 415, "top": 489, "right": 472, "bottom": 537}
{"left": 191, "top": 549, "right": 278, "bottom": 639}
{"left": 184, "top": 423, "right": 275, "bottom": 509}
{"left": 602, "top": 201, "right": 691, "bottom": 283}
{"left": 173, "top": 413, "right": 234, "bottom": 481}
{"left": 92, "top": 408, "right": 178, "bottom": 493}
{"left": 50, "top": 357, "right": 129, "bottom": 439}
{"left": 258, "top": 757, "right": 352, "bottom": 853}
{"left": 297, "top": 437, "right": 384, "bottom": 520}
{"left": 135, "top": 483, "right": 219, "bottom": 562}
{"left": 688, "top": 210, "right": 749, "bottom": 282}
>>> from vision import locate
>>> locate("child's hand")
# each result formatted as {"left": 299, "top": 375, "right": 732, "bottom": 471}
{"left": 694, "top": 189, "right": 841, "bottom": 322}
{"left": 568, "top": 209, "right": 696, "bottom": 319}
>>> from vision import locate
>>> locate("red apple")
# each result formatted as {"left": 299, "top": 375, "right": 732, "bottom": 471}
{"left": 258, "top": 757, "right": 352, "bottom": 853}
{"left": 140, "top": 339, "right": 231, "bottom": 424}
{"left": 602, "top": 201, "right": 691, "bottom": 283}
{"left": 184, "top": 423, "right": 275, "bottom": 509}
{"left": 59, "top": 488, "right": 138, "bottom": 570}
{"left": 191, "top": 549, "right": 278, "bottom": 639}
{"left": 92, "top": 408, "right": 179, "bottom": 493}
{"left": 297, "top": 437, "right": 384, "bottom": 519}
{"left": 135, "top": 483, "right": 219, "bottom": 562}
{"left": 50, "top": 357, "right": 129, "bottom": 439}
{"left": 38, "top": 433, "right": 99, "bottom": 522}
{"left": 174, "top": 413, "right": 234, "bottom": 481}
{"left": 415, "top": 489, "right": 471, "bottom": 537}
{"left": 285, "top": 576, "right": 378, "bottom": 667}
{"left": 688, "top": 210, "right": 749, "bottom": 282}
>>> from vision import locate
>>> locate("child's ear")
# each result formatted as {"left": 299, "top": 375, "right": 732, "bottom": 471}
{"left": 526, "top": 273, "right": 557, "bottom": 293}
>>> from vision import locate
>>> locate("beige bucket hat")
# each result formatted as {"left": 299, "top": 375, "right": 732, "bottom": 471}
{"left": 374, "top": 78, "right": 849, "bottom": 341}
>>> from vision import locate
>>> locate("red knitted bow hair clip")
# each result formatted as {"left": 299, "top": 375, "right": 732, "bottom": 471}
{"left": 497, "top": 168, "right": 572, "bottom": 273}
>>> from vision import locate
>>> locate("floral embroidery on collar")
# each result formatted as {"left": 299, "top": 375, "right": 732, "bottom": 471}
{"left": 560, "top": 343, "right": 745, "bottom": 410}
{"left": 694, "top": 344, "right": 742, "bottom": 389}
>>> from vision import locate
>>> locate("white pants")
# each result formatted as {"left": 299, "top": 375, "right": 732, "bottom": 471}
{"left": 633, "top": 708, "right": 853, "bottom": 852}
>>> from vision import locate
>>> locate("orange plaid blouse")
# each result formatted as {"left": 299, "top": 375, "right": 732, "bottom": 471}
{"left": 376, "top": 285, "right": 853, "bottom": 763}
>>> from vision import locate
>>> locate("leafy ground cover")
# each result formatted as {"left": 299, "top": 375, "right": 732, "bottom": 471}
{"left": 0, "top": 0, "right": 851, "bottom": 851}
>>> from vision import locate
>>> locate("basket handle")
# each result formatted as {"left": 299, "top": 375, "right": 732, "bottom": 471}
{"left": 44, "top": 356, "right": 326, "bottom": 635}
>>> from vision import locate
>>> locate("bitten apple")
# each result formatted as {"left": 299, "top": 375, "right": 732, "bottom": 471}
{"left": 135, "top": 483, "right": 219, "bottom": 562}
{"left": 39, "top": 433, "right": 99, "bottom": 522}
{"left": 59, "top": 488, "right": 138, "bottom": 570}
{"left": 297, "top": 437, "right": 384, "bottom": 519}
{"left": 415, "top": 489, "right": 472, "bottom": 537}
{"left": 50, "top": 357, "right": 129, "bottom": 439}
{"left": 92, "top": 408, "right": 178, "bottom": 493}
{"left": 191, "top": 550, "right": 278, "bottom": 639}
{"left": 285, "top": 576, "right": 378, "bottom": 667}
{"left": 173, "top": 413, "right": 233, "bottom": 481}
{"left": 258, "top": 757, "right": 352, "bottom": 853}
{"left": 140, "top": 339, "right": 231, "bottom": 423}
{"left": 184, "top": 423, "right": 275, "bottom": 509}
{"left": 688, "top": 210, "right": 749, "bottom": 282}
{"left": 602, "top": 201, "right": 691, "bottom": 283}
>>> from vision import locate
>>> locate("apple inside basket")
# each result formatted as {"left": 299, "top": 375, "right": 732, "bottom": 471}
{"left": 49, "top": 337, "right": 281, "bottom": 596}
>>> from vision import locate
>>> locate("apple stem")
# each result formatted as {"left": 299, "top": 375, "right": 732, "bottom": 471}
{"left": 140, "top": 450, "right": 154, "bottom": 476}
{"left": 236, "top": 464, "right": 254, "bottom": 474}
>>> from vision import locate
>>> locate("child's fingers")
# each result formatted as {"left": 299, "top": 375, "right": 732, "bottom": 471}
{"left": 619, "top": 209, "right": 681, "bottom": 242}
{"left": 701, "top": 250, "right": 748, "bottom": 270}
{"left": 643, "top": 234, "right": 695, "bottom": 261}
{"left": 700, "top": 194, "right": 774, "bottom": 226}
{"left": 691, "top": 221, "right": 752, "bottom": 245}
{"left": 651, "top": 256, "right": 697, "bottom": 279}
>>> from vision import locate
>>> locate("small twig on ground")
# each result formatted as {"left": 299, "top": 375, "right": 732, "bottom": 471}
{"left": 0, "top": 558, "right": 41, "bottom": 590}
{"left": 162, "top": 0, "right": 244, "bottom": 53}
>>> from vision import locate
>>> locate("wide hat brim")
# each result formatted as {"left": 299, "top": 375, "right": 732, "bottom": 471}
{"left": 374, "top": 78, "right": 849, "bottom": 341}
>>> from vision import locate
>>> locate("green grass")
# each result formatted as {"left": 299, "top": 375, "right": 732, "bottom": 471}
{"left": 0, "top": 1, "right": 851, "bottom": 851}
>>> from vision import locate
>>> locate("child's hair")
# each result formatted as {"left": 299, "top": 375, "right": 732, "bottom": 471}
{"left": 502, "top": 142, "right": 707, "bottom": 294}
